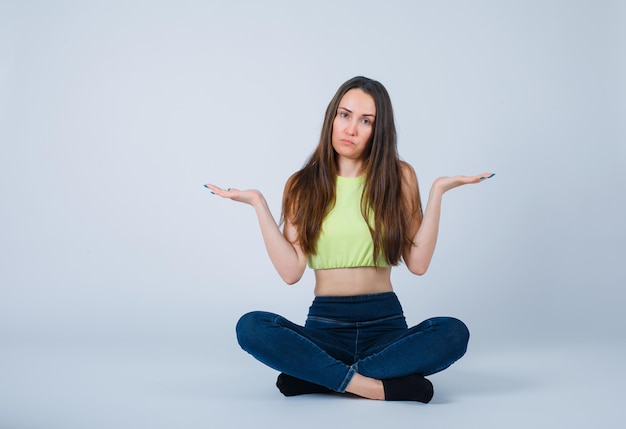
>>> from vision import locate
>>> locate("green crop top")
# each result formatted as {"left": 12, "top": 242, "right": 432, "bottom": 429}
{"left": 307, "top": 175, "right": 390, "bottom": 270}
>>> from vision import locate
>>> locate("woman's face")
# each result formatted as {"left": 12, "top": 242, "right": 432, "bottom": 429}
{"left": 331, "top": 88, "right": 376, "bottom": 162}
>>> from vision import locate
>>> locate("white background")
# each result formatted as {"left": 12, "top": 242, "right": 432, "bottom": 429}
{"left": 1, "top": 1, "right": 624, "bottom": 428}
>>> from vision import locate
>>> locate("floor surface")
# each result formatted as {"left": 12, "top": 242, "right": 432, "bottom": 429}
{"left": 1, "top": 336, "right": 624, "bottom": 429}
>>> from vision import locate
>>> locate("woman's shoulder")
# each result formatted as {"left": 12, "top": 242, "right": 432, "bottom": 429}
{"left": 285, "top": 164, "right": 321, "bottom": 189}
{"left": 283, "top": 167, "right": 313, "bottom": 198}
{"left": 398, "top": 161, "right": 422, "bottom": 217}
{"left": 399, "top": 161, "right": 418, "bottom": 186}
{"left": 284, "top": 168, "right": 305, "bottom": 190}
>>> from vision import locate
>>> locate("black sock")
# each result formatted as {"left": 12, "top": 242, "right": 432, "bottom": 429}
{"left": 276, "top": 373, "right": 332, "bottom": 397}
{"left": 382, "top": 374, "right": 434, "bottom": 403}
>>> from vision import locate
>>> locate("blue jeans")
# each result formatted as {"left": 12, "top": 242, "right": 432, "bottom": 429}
{"left": 236, "top": 292, "right": 469, "bottom": 393}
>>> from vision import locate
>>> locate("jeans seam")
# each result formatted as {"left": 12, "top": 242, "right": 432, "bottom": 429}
{"left": 353, "top": 323, "right": 360, "bottom": 362}
{"left": 307, "top": 314, "right": 404, "bottom": 326}
{"left": 306, "top": 316, "right": 353, "bottom": 325}
{"left": 338, "top": 363, "right": 358, "bottom": 393}
{"left": 270, "top": 313, "right": 354, "bottom": 392}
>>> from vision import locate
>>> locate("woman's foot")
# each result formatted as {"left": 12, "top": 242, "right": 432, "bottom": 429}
{"left": 382, "top": 374, "right": 433, "bottom": 403}
{"left": 345, "top": 373, "right": 385, "bottom": 400}
{"left": 277, "top": 371, "right": 433, "bottom": 403}
{"left": 276, "top": 373, "right": 332, "bottom": 396}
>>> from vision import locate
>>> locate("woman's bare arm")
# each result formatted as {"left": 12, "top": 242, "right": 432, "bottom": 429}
{"left": 401, "top": 165, "right": 494, "bottom": 275}
{"left": 204, "top": 184, "right": 307, "bottom": 284}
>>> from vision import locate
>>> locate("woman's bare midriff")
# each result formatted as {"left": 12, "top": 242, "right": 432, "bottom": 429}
{"left": 313, "top": 267, "right": 393, "bottom": 296}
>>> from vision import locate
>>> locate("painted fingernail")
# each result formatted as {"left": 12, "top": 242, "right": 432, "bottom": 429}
{"left": 227, "top": 188, "right": 231, "bottom": 191}
{"left": 488, "top": 173, "right": 495, "bottom": 178}
{"left": 480, "top": 177, "right": 486, "bottom": 180}
{"left": 210, "top": 191, "right": 215, "bottom": 195}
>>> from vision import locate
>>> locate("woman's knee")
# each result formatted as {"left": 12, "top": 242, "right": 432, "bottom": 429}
{"left": 236, "top": 311, "right": 272, "bottom": 351}
{"left": 444, "top": 317, "right": 470, "bottom": 357}
{"left": 236, "top": 310, "right": 284, "bottom": 352}
{"left": 428, "top": 316, "right": 469, "bottom": 357}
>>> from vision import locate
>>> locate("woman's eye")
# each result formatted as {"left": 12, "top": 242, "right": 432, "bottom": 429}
{"left": 362, "top": 118, "right": 371, "bottom": 125}
{"left": 339, "top": 112, "right": 348, "bottom": 118}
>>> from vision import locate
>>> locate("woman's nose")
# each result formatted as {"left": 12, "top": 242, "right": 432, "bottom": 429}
{"left": 346, "top": 120, "right": 357, "bottom": 135}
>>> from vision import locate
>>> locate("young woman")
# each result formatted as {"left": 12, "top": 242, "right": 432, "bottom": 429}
{"left": 205, "top": 76, "right": 493, "bottom": 402}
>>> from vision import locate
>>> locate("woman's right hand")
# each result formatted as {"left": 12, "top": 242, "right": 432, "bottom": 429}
{"left": 204, "top": 182, "right": 307, "bottom": 284}
{"left": 204, "top": 184, "right": 263, "bottom": 206}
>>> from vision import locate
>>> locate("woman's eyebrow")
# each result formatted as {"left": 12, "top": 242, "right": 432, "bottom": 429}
{"left": 338, "top": 106, "right": 375, "bottom": 117}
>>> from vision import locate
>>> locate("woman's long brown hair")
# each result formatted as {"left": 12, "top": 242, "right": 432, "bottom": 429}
{"left": 282, "top": 76, "right": 423, "bottom": 266}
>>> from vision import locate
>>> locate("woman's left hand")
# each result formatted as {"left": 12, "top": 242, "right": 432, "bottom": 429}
{"left": 432, "top": 173, "right": 495, "bottom": 194}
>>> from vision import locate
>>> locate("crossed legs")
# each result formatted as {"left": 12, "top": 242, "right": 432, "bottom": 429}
{"left": 236, "top": 311, "right": 468, "bottom": 402}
